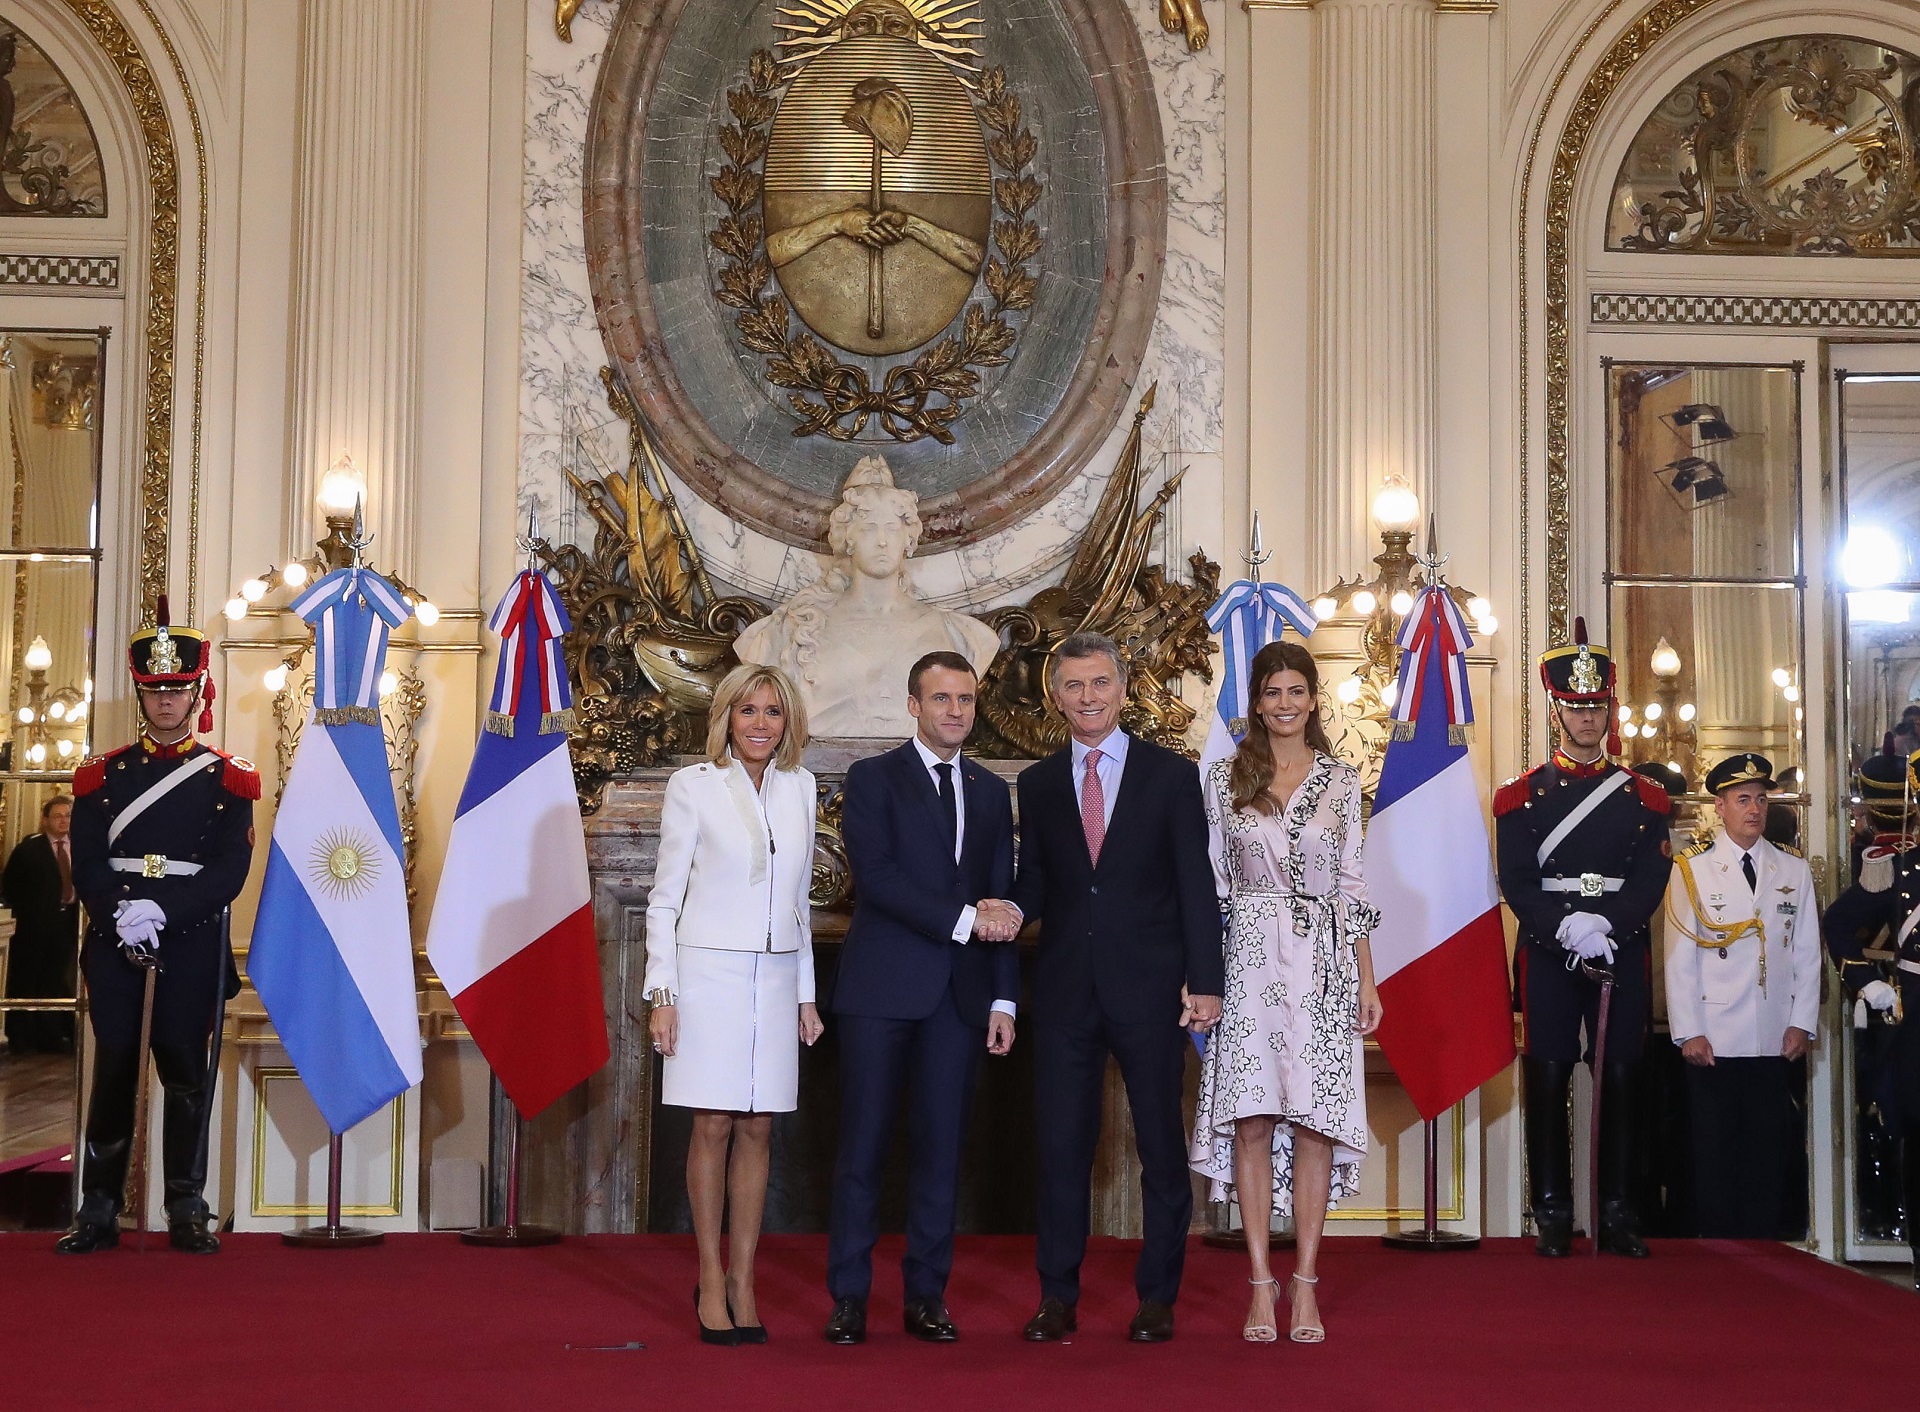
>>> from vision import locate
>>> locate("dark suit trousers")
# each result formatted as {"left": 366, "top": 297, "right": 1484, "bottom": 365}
{"left": 1687, "top": 1056, "right": 1791, "bottom": 1239}
{"left": 1035, "top": 1011, "right": 1191, "bottom": 1306}
{"left": 828, "top": 990, "right": 983, "bottom": 1302}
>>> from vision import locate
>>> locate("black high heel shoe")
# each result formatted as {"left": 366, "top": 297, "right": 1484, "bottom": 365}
{"left": 696, "top": 1284, "right": 740, "bottom": 1346}
{"left": 726, "top": 1289, "right": 769, "bottom": 1345}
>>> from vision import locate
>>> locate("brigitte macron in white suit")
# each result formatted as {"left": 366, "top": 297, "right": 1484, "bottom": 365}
{"left": 646, "top": 662, "right": 822, "bottom": 1345}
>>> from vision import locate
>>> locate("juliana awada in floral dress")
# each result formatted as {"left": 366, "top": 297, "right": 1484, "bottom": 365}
{"left": 1188, "top": 639, "right": 1382, "bottom": 1342}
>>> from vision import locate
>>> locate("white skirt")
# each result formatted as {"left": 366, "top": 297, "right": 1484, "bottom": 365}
{"left": 661, "top": 946, "right": 801, "bottom": 1113}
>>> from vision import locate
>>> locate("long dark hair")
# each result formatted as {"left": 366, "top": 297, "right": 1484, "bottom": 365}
{"left": 1228, "top": 640, "right": 1333, "bottom": 814}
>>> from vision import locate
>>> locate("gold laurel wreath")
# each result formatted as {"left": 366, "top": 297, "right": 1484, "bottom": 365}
{"left": 710, "top": 50, "right": 1043, "bottom": 445}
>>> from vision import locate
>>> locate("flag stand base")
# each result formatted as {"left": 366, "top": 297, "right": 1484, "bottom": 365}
{"left": 283, "top": 1134, "right": 385, "bottom": 1248}
{"left": 1380, "top": 1117, "right": 1478, "bottom": 1252}
{"left": 461, "top": 1108, "right": 561, "bottom": 1247}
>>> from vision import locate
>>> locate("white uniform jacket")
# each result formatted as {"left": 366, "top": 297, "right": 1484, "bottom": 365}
{"left": 1663, "top": 832, "right": 1819, "bottom": 1057}
{"left": 643, "top": 758, "right": 818, "bottom": 1004}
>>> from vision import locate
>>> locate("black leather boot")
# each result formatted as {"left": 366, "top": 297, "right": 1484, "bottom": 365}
{"left": 1901, "top": 1124, "right": 1920, "bottom": 1289}
{"left": 1598, "top": 1062, "right": 1649, "bottom": 1258}
{"left": 162, "top": 1071, "right": 219, "bottom": 1254}
{"left": 55, "top": 1140, "right": 130, "bottom": 1254}
{"left": 1524, "top": 1058, "right": 1574, "bottom": 1257}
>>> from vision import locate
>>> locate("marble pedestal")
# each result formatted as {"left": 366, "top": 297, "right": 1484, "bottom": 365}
{"left": 511, "top": 754, "right": 1173, "bottom": 1241}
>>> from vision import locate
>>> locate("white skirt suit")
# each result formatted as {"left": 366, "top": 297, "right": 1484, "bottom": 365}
{"left": 643, "top": 758, "right": 818, "bottom": 1112}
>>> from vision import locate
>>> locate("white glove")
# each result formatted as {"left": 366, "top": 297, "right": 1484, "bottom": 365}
{"left": 1557, "top": 912, "right": 1616, "bottom": 964}
{"left": 1860, "top": 980, "right": 1898, "bottom": 1014}
{"left": 116, "top": 898, "right": 167, "bottom": 934}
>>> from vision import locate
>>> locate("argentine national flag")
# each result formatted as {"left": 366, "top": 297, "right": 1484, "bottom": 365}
{"left": 250, "top": 567, "right": 423, "bottom": 1135}
{"left": 1199, "top": 579, "right": 1318, "bottom": 773}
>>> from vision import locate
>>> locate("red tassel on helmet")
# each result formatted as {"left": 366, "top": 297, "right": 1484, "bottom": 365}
{"left": 199, "top": 677, "right": 215, "bottom": 735}
{"left": 155, "top": 594, "right": 171, "bottom": 629}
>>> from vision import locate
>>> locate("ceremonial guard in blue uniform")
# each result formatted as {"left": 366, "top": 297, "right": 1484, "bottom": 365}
{"left": 57, "top": 601, "right": 259, "bottom": 1254}
{"left": 1494, "top": 620, "right": 1672, "bottom": 1257}
{"left": 1824, "top": 748, "right": 1920, "bottom": 1281}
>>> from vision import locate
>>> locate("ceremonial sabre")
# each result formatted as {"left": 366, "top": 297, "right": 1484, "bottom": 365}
{"left": 125, "top": 959, "right": 160, "bottom": 1253}
{"left": 1581, "top": 958, "right": 1615, "bottom": 1259}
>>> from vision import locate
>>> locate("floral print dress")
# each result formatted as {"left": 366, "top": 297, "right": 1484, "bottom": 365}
{"left": 1189, "top": 754, "right": 1380, "bottom": 1215}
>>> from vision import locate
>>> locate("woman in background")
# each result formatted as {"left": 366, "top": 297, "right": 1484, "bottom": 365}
{"left": 645, "top": 663, "right": 823, "bottom": 1346}
{"left": 1191, "top": 640, "right": 1383, "bottom": 1344}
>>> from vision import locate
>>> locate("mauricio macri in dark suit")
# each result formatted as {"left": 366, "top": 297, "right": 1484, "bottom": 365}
{"left": 1007, "top": 631, "right": 1224, "bottom": 1345}
{"left": 3, "top": 794, "right": 79, "bottom": 1053}
{"left": 823, "top": 650, "right": 1022, "bottom": 1346}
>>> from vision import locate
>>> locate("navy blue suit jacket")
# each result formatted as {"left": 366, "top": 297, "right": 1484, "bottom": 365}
{"left": 835, "top": 742, "right": 1020, "bottom": 1027}
{"left": 1009, "top": 735, "right": 1223, "bottom": 1027}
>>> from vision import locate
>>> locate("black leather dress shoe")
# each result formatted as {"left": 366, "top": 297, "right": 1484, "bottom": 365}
{"left": 823, "top": 1297, "right": 867, "bottom": 1345}
{"left": 1022, "top": 1297, "right": 1076, "bottom": 1342}
{"left": 1128, "top": 1300, "right": 1175, "bottom": 1343}
{"left": 1598, "top": 1202, "right": 1650, "bottom": 1259}
{"left": 167, "top": 1219, "right": 221, "bottom": 1254}
{"left": 903, "top": 1298, "right": 959, "bottom": 1342}
{"left": 1534, "top": 1213, "right": 1573, "bottom": 1258}
{"left": 55, "top": 1221, "right": 119, "bottom": 1255}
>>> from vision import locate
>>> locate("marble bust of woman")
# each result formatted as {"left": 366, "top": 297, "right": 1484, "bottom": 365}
{"left": 734, "top": 456, "right": 1001, "bottom": 739}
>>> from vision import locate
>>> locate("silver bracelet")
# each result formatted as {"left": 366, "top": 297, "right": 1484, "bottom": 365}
{"left": 647, "top": 988, "right": 676, "bottom": 1007}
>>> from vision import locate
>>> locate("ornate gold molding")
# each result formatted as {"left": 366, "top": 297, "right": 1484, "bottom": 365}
{"left": 56, "top": 0, "right": 182, "bottom": 618}
{"left": 1538, "top": 0, "right": 1726, "bottom": 666}
{"left": 1243, "top": 1, "right": 1498, "bottom": 10}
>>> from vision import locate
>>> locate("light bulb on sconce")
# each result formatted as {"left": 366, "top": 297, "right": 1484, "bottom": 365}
{"left": 414, "top": 601, "right": 441, "bottom": 627}
{"left": 1311, "top": 597, "right": 1337, "bottom": 621}
{"left": 224, "top": 597, "right": 249, "bottom": 622}
{"left": 23, "top": 636, "right": 51, "bottom": 673}
{"left": 241, "top": 577, "right": 270, "bottom": 603}
{"left": 27, "top": 741, "right": 45, "bottom": 765}
{"left": 1643, "top": 701, "right": 1663, "bottom": 722}
{"left": 1650, "top": 637, "right": 1682, "bottom": 680}
{"left": 1351, "top": 589, "right": 1377, "bottom": 615}
{"left": 1770, "top": 666, "right": 1792, "bottom": 689}
{"left": 263, "top": 664, "right": 289, "bottom": 694}
{"left": 316, "top": 453, "right": 367, "bottom": 519}
{"left": 281, "top": 561, "right": 310, "bottom": 589}
{"left": 1467, "top": 597, "right": 1493, "bottom": 621}
{"left": 1678, "top": 702, "right": 1696, "bottom": 723}
{"left": 1371, "top": 476, "right": 1420, "bottom": 533}
{"left": 1389, "top": 590, "right": 1414, "bottom": 616}
{"left": 1335, "top": 677, "right": 1362, "bottom": 705}
{"left": 379, "top": 670, "right": 398, "bottom": 699}
{"left": 15, "top": 706, "right": 32, "bottom": 724}
{"left": 1475, "top": 615, "right": 1498, "bottom": 636}
{"left": 1617, "top": 704, "right": 1634, "bottom": 723}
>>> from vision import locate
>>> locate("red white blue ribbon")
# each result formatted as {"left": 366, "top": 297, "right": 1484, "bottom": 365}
{"left": 1391, "top": 587, "right": 1474, "bottom": 743}
{"left": 486, "top": 570, "right": 574, "bottom": 736}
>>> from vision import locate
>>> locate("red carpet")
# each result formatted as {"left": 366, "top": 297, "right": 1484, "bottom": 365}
{"left": 6, "top": 1234, "right": 1916, "bottom": 1409}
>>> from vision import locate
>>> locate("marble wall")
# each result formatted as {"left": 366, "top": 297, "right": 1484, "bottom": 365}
{"left": 518, "top": 0, "right": 1225, "bottom": 612}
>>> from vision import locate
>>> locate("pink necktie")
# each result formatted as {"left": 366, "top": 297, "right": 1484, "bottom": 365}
{"left": 1080, "top": 748, "right": 1106, "bottom": 867}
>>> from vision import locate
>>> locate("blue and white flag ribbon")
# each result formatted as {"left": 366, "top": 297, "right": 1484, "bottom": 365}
{"left": 1200, "top": 580, "right": 1319, "bottom": 772}
{"left": 289, "top": 567, "right": 413, "bottom": 725}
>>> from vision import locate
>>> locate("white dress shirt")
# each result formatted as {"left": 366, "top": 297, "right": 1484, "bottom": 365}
{"left": 1069, "top": 728, "right": 1128, "bottom": 828}
{"left": 910, "top": 735, "right": 1015, "bottom": 1019}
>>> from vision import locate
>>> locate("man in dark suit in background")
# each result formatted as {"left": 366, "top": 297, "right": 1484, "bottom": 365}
{"left": 824, "top": 651, "right": 1022, "bottom": 1345}
{"left": 1007, "top": 631, "right": 1222, "bottom": 1344}
{"left": 3, "top": 795, "right": 79, "bottom": 1053}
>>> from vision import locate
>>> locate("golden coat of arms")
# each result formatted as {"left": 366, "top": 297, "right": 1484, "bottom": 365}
{"left": 711, "top": 0, "right": 1043, "bottom": 444}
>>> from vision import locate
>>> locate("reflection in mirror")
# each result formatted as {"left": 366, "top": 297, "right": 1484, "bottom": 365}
{"left": 1609, "top": 35, "right": 1920, "bottom": 256}
{"left": 0, "top": 19, "right": 104, "bottom": 216}
{"left": 1841, "top": 374, "right": 1920, "bottom": 836}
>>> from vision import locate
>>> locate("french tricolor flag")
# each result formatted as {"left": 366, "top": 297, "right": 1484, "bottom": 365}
{"left": 1367, "top": 587, "right": 1515, "bottom": 1120}
{"left": 425, "top": 571, "right": 608, "bottom": 1117}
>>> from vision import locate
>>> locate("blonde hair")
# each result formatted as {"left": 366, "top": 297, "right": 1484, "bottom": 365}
{"left": 706, "top": 662, "right": 809, "bottom": 771}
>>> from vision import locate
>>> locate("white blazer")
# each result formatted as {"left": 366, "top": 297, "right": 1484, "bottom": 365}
{"left": 1664, "top": 832, "right": 1820, "bottom": 1057}
{"left": 643, "top": 758, "right": 818, "bottom": 1003}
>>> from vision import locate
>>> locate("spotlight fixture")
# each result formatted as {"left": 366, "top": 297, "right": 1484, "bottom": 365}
{"left": 1669, "top": 403, "right": 1736, "bottom": 444}
{"left": 1657, "top": 456, "right": 1729, "bottom": 508}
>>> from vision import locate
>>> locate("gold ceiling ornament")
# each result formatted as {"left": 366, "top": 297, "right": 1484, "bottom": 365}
{"left": 711, "top": 7, "right": 1043, "bottom": 444}
{"left": 972, "top": 383, "right": 1219, "bottom": 758}
{"left": 1610, "top": 36, "right": 1920, "bottom": 257}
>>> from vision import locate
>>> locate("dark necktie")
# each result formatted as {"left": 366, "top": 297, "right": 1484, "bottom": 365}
{"left": 935, "top": 761, "right": 957, "bottom": 856}
{"left": 1741, "top": 852, "right": 1757, "bottom": 893}
{"left": 55, "top": 837, "right": 72, "bottom": 905}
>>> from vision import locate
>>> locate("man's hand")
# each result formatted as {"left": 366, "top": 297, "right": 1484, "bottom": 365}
{"left": 116, "top": 898, "right": 166, "bottom": 934}
{"left": 987, "top": 1012, "right": 1015, "bottom": 1056}
{"left": 1781, "top": 1027, "right": 1813, "bottom": 1062}
{"left": 1557, "top": 912, "right": 1616, "bottom": 964}
{"left": 1681, "top": 1036, "right": 1714, "bottom": 1067}
{"left": 1861, "top": 980, "right": 1899, "bottom": 1013}
{"left": 973, "top": 899, "right": 1022, "bottom": 942}
{"left": 1180, "top": 987, "right": 1222, "bottom": 1033}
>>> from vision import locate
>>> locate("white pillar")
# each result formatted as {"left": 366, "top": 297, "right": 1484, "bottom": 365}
{"left": 1308, "top": 0, "right": 1436, "bottom": 585}
{"left": 285, "top": 0, "right": 429, "bottom": 573}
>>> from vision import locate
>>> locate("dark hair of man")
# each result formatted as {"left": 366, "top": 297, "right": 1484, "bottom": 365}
{"left": 1228, "top": 639, "right": 1334, "bottom": 815}
{"left": 908, "top": 650, "right": 977, "bottom": 699}
{"left": 40, "top": 794, "right": 70, "bottom": 819}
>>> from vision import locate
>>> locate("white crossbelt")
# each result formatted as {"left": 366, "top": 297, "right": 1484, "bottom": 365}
{"left": 109, "top": 856, "right": 202, "bottom": 878}
{"left": 1897, "top": 904, "right": 1920, "bottom": 953}
{"left": 1534, "top": 769, "right": 1631, "bottom": 869}
{"left": 105, "top": 751, "right": 219, "bottom": 846}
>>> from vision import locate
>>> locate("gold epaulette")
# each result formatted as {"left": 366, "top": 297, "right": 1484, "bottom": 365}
{"left": 1774, "top": 842, "right": 1803, "bottom": 858}
{"left": 1679, "top": 839, "right": 1712, "bottom": 860}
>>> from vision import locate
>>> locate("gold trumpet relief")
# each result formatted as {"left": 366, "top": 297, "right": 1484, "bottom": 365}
{"left": 711, "top": 0, "right": 1043, "bottom": 444}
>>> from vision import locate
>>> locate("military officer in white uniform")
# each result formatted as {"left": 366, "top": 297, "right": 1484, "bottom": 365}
{"left": 1664, "top": 753, "right": 1819, "bottom": 1238}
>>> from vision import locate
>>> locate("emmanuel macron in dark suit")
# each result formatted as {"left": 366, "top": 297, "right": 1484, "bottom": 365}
{"left": 1008, "top": 633, "right": 1223, "bottom": 1344}
{"left": 824, "top": 652, "right": 1021, "bottom": 1345}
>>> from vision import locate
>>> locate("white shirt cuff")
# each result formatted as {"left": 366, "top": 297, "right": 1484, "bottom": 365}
{"left": 953, "top": 904, "right": 976, "bottom": 943}
{"left": 990, "top": 1000, "right": 1016, "bottom": 1018}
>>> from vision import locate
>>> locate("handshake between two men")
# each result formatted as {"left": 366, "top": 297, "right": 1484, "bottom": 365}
{"left": 971, "top": 897, "right": 1023, "bottom": 943}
